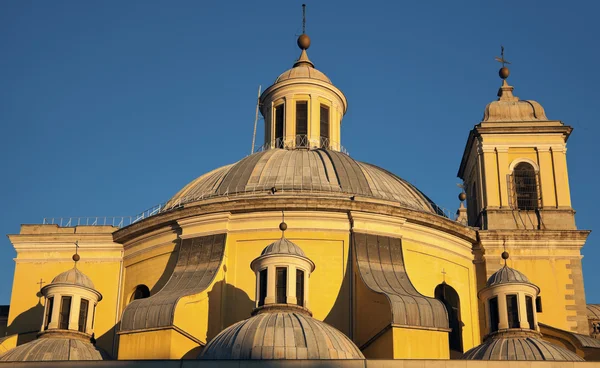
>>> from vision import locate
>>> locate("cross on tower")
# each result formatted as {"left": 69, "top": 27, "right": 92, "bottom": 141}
{"left": 37, "top": 278, "right": 45, "bottom": 291}
{"left": 495, "top": 45, "right": 511, "bottom": 67}
{"left": 441, "top": 268, "right": 446, "bottom": 283}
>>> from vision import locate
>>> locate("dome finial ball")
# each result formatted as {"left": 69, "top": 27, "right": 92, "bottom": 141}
{"left": 458, "top": 192, "right": 467, "bottom": 202}
{"left": 279, "top": 222, "right": 288, "bottom": 232}
{"left": 297, "top": 34, "right": 311, "bottom": 50}
{"left": 72, "top": 253, "right": 80, "bottom": 262}
{"left": 499, "top": 67, "right": 510, "bottom": 79}
{"left": 501, "top": 251, "right": 509, "bottom": 260}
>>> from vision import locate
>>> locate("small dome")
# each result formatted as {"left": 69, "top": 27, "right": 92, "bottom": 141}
{"left": 261, "top": 238, "right": 306, "bottom": 257}
{"left": 51, "top": 268, "right": 95, "bottom": 290}
{"left": 483, "top": 80, "right": 548, "bottom": 122}
{"left": 275, "top": 65, "right": 331, "bottom": 84}
{"left": 486, "top": 266, "right": 530, "bottom": 287}
{"left": 200, "top": 311, "right": 364, "bottom": 360}
{"left": 0, "top": 335, "right": 108, "bottom": 361}
{"left": 462, "top": 334, "right": 583, "bottom": 361}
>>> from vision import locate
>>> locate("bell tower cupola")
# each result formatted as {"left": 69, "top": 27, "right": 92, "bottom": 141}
{"left": 259, "top": 5, "right": 347, "bottom": 151}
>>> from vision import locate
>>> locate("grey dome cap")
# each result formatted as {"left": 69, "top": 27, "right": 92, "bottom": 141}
{"left": 50, "top": 268, "right": 95, "bottom": 290}
{"left": 486, "top": 266, "right": 531, "bottom": 287}
{"left": 462, "top": 335, "right": 583, "bottom": 361}
{"left": 200, "top": 312, "right": 364, "bottom": 360}
{"left": 166, "top": 149, "right": 444, "bottom": 217}
{"left": 261, "top": 238, "right": 306, "bottom": 257}
{"left": 0, "top": 336, "right": 108, "bottom": 362}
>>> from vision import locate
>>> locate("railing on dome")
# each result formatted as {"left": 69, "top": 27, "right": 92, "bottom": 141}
{"left": 256, "top": 135, "right": 349, "bottom": 155}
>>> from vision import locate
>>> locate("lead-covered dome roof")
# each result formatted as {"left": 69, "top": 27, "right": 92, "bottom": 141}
{"left": 50, "top": 267, "right": 95, "bottom": 290}
{"left": 462, "top": 334, "right": 583, "bottom": 361}
{"left": 483, "top": 80, "right": 548, "bottom": 122}
{"left": 486, "top": 265, "right": 531, "bottom": 287}
{"left": 261, "top": 238, "right": 306, "bottom": 257}
{"left": 167, "top": 149, "right": 443, "bottom": 216}
{"left": 0, "top": 335, "right": 108, "bottom": 362}
{"left": 200, "top": 311, "right": 364, "bottom": 360}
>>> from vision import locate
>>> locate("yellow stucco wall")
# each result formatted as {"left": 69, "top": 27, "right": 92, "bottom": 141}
{"left": 7, "top": 225, "right": 122, "bottom": 357}
{"left": 118, "top": 328, "right": 200, "bottom": 360}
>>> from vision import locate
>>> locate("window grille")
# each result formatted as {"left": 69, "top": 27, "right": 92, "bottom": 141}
{"left": 295, "top": 102, "right": 308, "bottom": 147}
{"left": 506, "top": 294, "right": 520, "bottom": 328}
{"left": 320, "top": 105, "right": 329, "bottom": 148}
{"left": 526, "top": 296, "right": 535, "bottom": 330}
{"left": 296, "top": 269, "right": 305, "bottom": 307}
{"left": 59, "top": 296, "right": 71, "bottom": 330}
{"left": 276, "top": 267, "right": 287, "bottom": 304}
{"left": 78, "top": 299, "right": 89, "bottom": 333}
{"left": 44, "top": 297, "right": 54, "bottom": 330}
{"left": 510, "top": 162, "right": 540, "bottom": 210}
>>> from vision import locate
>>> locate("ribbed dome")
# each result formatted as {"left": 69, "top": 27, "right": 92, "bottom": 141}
{"left": 0, "top": 335, "right": 107, "bottom": 362}
{"left": 167, "top": 149, "right": 443, "bottom": 216}
{"left": 261, "top": 238, "right": 306, "bottom": 257}
{"left": 51, "top": 267, "right": 95, "bottom": 290}
{"left": 483, "top": 80, "right": 548, "bottom": 122}
{"left": 200, "top": 311, "right": 364, "bottom": 360}
{"left": 486, "top": 266, "right": 530, "bottom": 287}
{"left": 462, "top": 335, "right": 583, "bottom": 361}
{"left": 275, "top": 65, "right": 331, "bottom": 84}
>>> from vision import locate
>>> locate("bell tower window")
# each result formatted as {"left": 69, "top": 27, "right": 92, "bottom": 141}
{"left": 513, "top": 162, "right": 539, "bottom": 210}
{"left": 258, "top": 269, "right": 267, "bottom": 307}
{"left": 59, "top": 296, "right": 71, "bottom": 330}
{"left": 295, "top": 101, "right": 308, "bottom": 147}
{"left": 296, "top": 269, "right": 305, "bottom": 307}
{"left": 274, "top": 104, "right": 284, "bottom": 148}
{"left": 526, "top": 296, "right": 535, "bottom": 330}
{"left": 489, "top": 296, "right": 499, "bottom": 333}
{"left": 276, "top": 267, "right": 287, "bottom": 304}
{"left": 320, "top": 105, "right": 329, "bottom": 148}
{"left": 44, "top": 297, "right": 54, "bottom": 330}
{"left": 506, "top": 294, "right": 520, "bottom": 328}
{"left": 78, "top": 299, "right": 89, "bottom": 333}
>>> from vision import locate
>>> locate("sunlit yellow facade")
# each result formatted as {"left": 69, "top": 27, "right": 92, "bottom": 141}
{"left": 1, "top": 26, "right": 597, "bottom": 367}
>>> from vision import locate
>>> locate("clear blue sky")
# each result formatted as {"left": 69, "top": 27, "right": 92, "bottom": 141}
{"left": 1, "top": 1, "right": 598, "bottom": 305}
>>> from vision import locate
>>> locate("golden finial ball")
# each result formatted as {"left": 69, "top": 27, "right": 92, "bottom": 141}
{"left": 279, "top": 222, "right": 288, "bottom": 231}
{"left": 297, "top": 34, "right": 311, "bottom": 50}
{"left": 72, "top": 253, "right": 80, "bottom": 262}
{"left": 458, "top": 192, "right": 467, "bottom": 201}
{"left": 499, "top": 67, "right": 510, "bottom": 79}
{"left": 501, "top": 251, "right": 509, "bottom": 260}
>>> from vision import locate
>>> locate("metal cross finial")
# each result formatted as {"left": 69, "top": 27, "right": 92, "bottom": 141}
{"left": 37, "top": 278, "right": 46, "bottom": 291}
{"left": 495, "top": 45, "right": 511, "bottom": 67}
{"left": 302, "top": 4, "right": 306, "bottom": 34}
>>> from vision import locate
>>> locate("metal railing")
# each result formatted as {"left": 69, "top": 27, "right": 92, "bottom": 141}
{"left": 257, "top": 135, "right": 349, "bottom": 155}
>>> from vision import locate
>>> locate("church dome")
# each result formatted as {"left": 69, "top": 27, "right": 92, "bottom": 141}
{"left": 485, "top": 265, "right": 531, "bottom": 287}
{"left": 275, "top": 65, "right": 331, "bottom": 84}
{"left": 50, "top": 267, "right": 95, "bottom": 290}
{"left": 261, "top": 238, "right": 306, "bottom": 257}
{"left": 483, "top": 80, "right": 548, "bottom": 122}
{"left": 0, "top": 333, "right": 108, "bottom": 362}
{"left": 167, "top": 149, "right": 443, "bottom": 216}
{"left": 200, "top": 310, "right": 364, "bottom": 360}
{"left": 462, "top": 331, "right": 583, "bottom": 361}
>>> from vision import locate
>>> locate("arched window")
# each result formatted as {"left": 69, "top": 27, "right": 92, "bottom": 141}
{"left": 130, "top": 285, "right": 150, "bottom": 302}
{"left": 274, "top": 104, "right": 284, "bottom": 147}
{"left": 435, "top": 283, "right": 463, "bottom": 353}
{"left": 513, "top": 162, "right": 539, "bottom": 210}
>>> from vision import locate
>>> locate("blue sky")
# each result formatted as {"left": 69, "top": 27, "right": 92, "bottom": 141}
{"left": 1, "top": 1, "right": 598, "bottom": 304}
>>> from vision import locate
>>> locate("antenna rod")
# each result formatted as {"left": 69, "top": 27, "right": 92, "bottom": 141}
{"left": 302, "top": 4, "right": 306, "bottom": 34}
{"left": 251, "top": 85, "right": 261, "bottom": 154}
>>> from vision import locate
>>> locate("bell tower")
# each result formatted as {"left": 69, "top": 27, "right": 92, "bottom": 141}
{"left": 458, "top": 51, "right": 575, "bottom": 231}
{"left": 458, "top": 49, "right": 591, "bottom": 335}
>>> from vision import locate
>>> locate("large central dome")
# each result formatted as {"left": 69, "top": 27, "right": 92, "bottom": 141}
{"left": 167, "top": 149, "right": 443, "bottom": 216}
